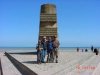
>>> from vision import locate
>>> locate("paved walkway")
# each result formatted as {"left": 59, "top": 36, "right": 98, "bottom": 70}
{"left": 92, "top": 63, "right": 100, "bottom": 75}
{"left": 10, "top": 51, "right": 100, "bottom": 75}
{"left": 1, "top": 51, "right": 100, "bottom": 75}
{"left": 0, "top": 52, "right": 22, "bottom": 75}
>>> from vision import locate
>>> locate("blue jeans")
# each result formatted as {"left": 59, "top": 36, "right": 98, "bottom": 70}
{"left": 41, "top": 50, "right": 47, "bottom": 62}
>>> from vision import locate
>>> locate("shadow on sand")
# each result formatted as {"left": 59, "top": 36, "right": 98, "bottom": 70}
{"left": 8, "top": 52, "right": 37, "bottom": 55}
{"left": 22, "top": 61, "right": 37, "bottom": 64}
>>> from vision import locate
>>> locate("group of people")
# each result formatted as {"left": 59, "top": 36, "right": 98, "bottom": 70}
{"left": 76, "top": 46, "right": 99, "bottom": 55}
{"left": 77, "top": 48, "right": 88, "bottom": 52}
{"left": 36, "top": 36, "right": 60, "bottom": 64}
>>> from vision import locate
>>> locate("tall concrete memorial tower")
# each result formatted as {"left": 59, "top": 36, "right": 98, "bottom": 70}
{"left": 38, "top": 4, "right": 58, "bottom": 40}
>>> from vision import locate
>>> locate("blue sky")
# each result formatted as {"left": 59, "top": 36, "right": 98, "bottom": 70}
{"left": 0, "top": 0, "right": 100, "bottom": 47}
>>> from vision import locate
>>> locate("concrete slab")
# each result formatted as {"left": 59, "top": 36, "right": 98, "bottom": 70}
{"left": 0, "top": 52, "right": 22, "bottom": 75}
{"left": 92, "top": 63, "right": 100, "bottom": 75}
{"left": 9, "top": 51, "right": 100, "bottom": 75}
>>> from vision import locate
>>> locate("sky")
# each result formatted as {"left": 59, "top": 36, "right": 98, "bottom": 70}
{"left": 0, "top": 0, "right": 100, "bottom": 47}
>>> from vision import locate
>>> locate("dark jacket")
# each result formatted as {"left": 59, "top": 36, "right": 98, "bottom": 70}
{"left": 47, "top": 40, "right": 53, "bottom": 50}
{"left": 42, "top": 41, "right": 47, "bottom": 50}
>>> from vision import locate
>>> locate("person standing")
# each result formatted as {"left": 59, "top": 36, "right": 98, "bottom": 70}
{"left": 85, "top": 49, "right": 88, "bottom": 52}
{"left": 41, "top": 36, "right": 47, "bottom": 63}
{"left": 77, "top": 47, "right": 79, "bottom": 52}
{"left": 82, "top": 49, "right": 84, "bottom": 52}
{"left": 47, "top": 37, "right": 53, "bottom": 63}
{"left": 36, "top": 40, "right": 43, "bottom": 64}
{"left": 53, "top": 36, "right": 60, "bottom": 63}
{"left": 94, "top": 48, "right": 99, "bottom": 55}
{"left": 91, "top": 46, "right": 94, "bottom": 52}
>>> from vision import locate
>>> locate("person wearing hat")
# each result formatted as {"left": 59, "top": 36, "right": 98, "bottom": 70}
{"left": 41, "top": 36, "right": 47, "bottom": 63}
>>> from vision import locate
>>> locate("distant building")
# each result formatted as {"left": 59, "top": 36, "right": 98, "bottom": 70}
{"left": 38, "top": 4, "right": 58, "bottom": 40}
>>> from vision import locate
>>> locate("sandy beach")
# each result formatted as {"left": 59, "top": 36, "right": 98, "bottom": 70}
{"left": 0, "top": 50, "right": 100, "bottom": 75}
